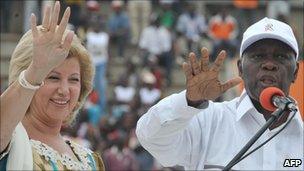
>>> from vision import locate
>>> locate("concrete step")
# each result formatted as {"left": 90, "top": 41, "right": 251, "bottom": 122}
{"left": 0, "top": 33, "right": 21, "bottom": 89}
{"left": 0, "top": 33, "right": 20, "bottom": 59}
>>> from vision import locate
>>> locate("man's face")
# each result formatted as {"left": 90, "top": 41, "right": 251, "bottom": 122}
{"left": 238, "top": 39, "right": 298, "bottom": 101}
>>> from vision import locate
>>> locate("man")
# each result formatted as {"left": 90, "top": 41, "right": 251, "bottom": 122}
{"left": 136, "top": 17, "right": 303, "bottom": 170}
{"left": 108, "top": 0, "right": 130, "bottom": 58}
{"left": 208, "top": 6, "right": 238, "bottom": 60}
{"left": 176, "top": 2, "right": 207, "bottom": 54}
{"left": 139, "top": 13, "right": 173, "bottom": 85}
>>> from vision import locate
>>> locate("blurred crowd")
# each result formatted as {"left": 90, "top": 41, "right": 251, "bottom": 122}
{"left": 2, "top": 0, "right": 301, "bottom": 170}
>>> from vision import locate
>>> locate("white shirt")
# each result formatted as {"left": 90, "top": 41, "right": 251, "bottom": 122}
{"left": 139, "top": 87, "right": 161, "bottom": 105}
{"left": 139, "top": 26, "right": 172, "bottom": 55}
{"left": 0, "top": 123, "right": 33, "bottom": 170}
{"left": 176, "top": 13, "right": 207, "bottom": 42}
{"left": 114, "top": 86, "right": 135, "bottom": 103}
{"left": 136, "top": 90, "right": 303, "bottom": 170}
{"left": 86, "top": 31, "right": 109, "bottom": 65}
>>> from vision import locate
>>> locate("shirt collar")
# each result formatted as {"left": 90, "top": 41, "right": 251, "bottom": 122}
{"left": 236, "top": 89, "right": 303, "bottom": 129}
{"left": 293, "top": 103, "right": 303, "bottom": 129}
{"left": 236, "top": 90, "right": 256, "bottom": 121}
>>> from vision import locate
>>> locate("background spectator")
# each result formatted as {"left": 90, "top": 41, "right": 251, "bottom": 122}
{"left": 108, "top": 0, "right": 130, "bottom": 58}
{"left": 127, "top": 1, "right": 151, "bottom": 45}
{"left": 176, "top": 2, "right": 207, "bottom": 54}
{"left": 139, "top": 13, "right": 174, "bottom": 86}
{"left": 208, "top": 6, "right": 239, "bottom": 60}
{"left": 86, "top": 20, "right": 109, "bottom": 116}
{"left": 233, "top": 0, "right": 258, "bottom": 36}
{"left": 267, "top": 0, "right": 290, "bottom": 19}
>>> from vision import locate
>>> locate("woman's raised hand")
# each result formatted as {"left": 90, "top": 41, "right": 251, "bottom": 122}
{"left": 27, "top": 1, "right": 74, "bottom": 84}
{"left": 182, "top": 47, "right": 242, "bottom": 102}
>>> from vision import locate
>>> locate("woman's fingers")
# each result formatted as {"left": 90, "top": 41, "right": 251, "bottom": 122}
{"left": 55, "top": 7, "right": 71, "bottom": 42}
{"left": 189, "top": 52, "right": 201, "bottom": 75}
{"left": 30, "top": 13, "right": 38, "bottom": 38}
{"left": 61, "top": 31, "right": 74, "bottom": 51}
{"left": 200, "top": 47, "right": 210, "bottom": 72}
{"left": 49, "top": 1, "right": 60, "bottom": 33}
{"left": 211, "top": 50, "right": 226, "bottom": 72}
{"left": 220, "top": 77, "right": 242, "bottom": 93}
{"left": 42, "top": 5, "right": 51, "bottom": 29}
{"left": 38, "top": 1, "right": 73, "bottom": 52}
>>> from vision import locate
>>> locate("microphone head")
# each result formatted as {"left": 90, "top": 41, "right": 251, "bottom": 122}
{"left": 259, "top": 87, "right": 285, "bottom": 111}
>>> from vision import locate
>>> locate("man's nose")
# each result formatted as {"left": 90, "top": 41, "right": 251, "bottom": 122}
{"left": 261, "top": 60, "right": 279, "bottom": 71}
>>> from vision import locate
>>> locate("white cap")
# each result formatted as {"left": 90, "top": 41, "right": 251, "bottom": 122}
{"left": 240, "top": 17, "right": 298, "bottom": 60}
{"left": 111, "top": 0, "right": 124, "bottom": 7}
{"left": 141, "top": 71, "right": 156, "bottom": 84}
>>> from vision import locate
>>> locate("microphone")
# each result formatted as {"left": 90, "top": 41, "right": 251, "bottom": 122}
{"left": 223, "top": 87, "right": 297, "bottom": 171}
{"left": 259, "top": 87, "right": 297, "bottom": 112}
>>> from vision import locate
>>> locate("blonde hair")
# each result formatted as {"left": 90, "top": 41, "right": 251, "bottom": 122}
{"left": 9, "top": 26, "right": 95, "bottom": 125}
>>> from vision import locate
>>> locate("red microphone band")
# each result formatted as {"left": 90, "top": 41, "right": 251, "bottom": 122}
{"left": 259, "top": 87, "right": 285, "bottom": 112}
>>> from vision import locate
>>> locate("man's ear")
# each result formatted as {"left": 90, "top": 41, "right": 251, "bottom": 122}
{"left": 292, "top": 62, "right": 299, "bottom": 83}
{"left": 237, "top": 59, "right": 243, "bottom": 77}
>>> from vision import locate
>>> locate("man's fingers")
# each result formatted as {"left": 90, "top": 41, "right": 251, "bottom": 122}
{"left": 42, "top": 5, "right": 51, "bottom": 29}
{"left": 30, "top": 14, "right": 38, "bottom": 38}
{"left": 182, "top": 62, "right": 193, "bottom": 80}
{"left": 211, "top": 50, "right": 226, "bottom": 72}
{"left": 50, "top": 1, "right": 60, "bottom": 33}
{"left": 220, "top": 77, "right": 243, "bottom": 93}
{"left": 61, "top": 31, "right": 74, "bottom": 50}
{"left": 201, "top": 47, "right": 210, "bottom": 72}
{"left": 189, "top": 52, "right": 201, "bottom": 75}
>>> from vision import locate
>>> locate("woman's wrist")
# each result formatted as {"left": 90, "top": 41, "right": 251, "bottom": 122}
{"left": 18, "top": 70, "right": 44, "bottom": 90}
{"left": 25, "top": 64, "right": 47, "bottom": 85}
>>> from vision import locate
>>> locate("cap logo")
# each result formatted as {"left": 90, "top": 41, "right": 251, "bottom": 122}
{"left": 264, "top": 23, "right": 274, "bottom": 31}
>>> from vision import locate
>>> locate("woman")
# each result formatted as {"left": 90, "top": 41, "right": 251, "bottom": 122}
{"left": 0, "top": 2, "right": 104, "bottom": 170}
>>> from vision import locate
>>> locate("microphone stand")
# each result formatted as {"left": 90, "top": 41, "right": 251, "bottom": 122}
{"left": 223, "top": 102, "right": 295, "bottom": 171}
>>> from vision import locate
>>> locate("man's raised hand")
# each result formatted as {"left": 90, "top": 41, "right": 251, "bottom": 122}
{"left": 182, "top": 47, "right": 242, "bottom": 103}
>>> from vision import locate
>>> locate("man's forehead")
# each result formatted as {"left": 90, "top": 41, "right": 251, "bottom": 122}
{"left": 244, "top": 38, "right": 296, "bottom": 54}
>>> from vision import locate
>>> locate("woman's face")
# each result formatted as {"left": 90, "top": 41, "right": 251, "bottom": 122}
{"left": 29, "top": 57, "right": 81, "bottom": 123}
